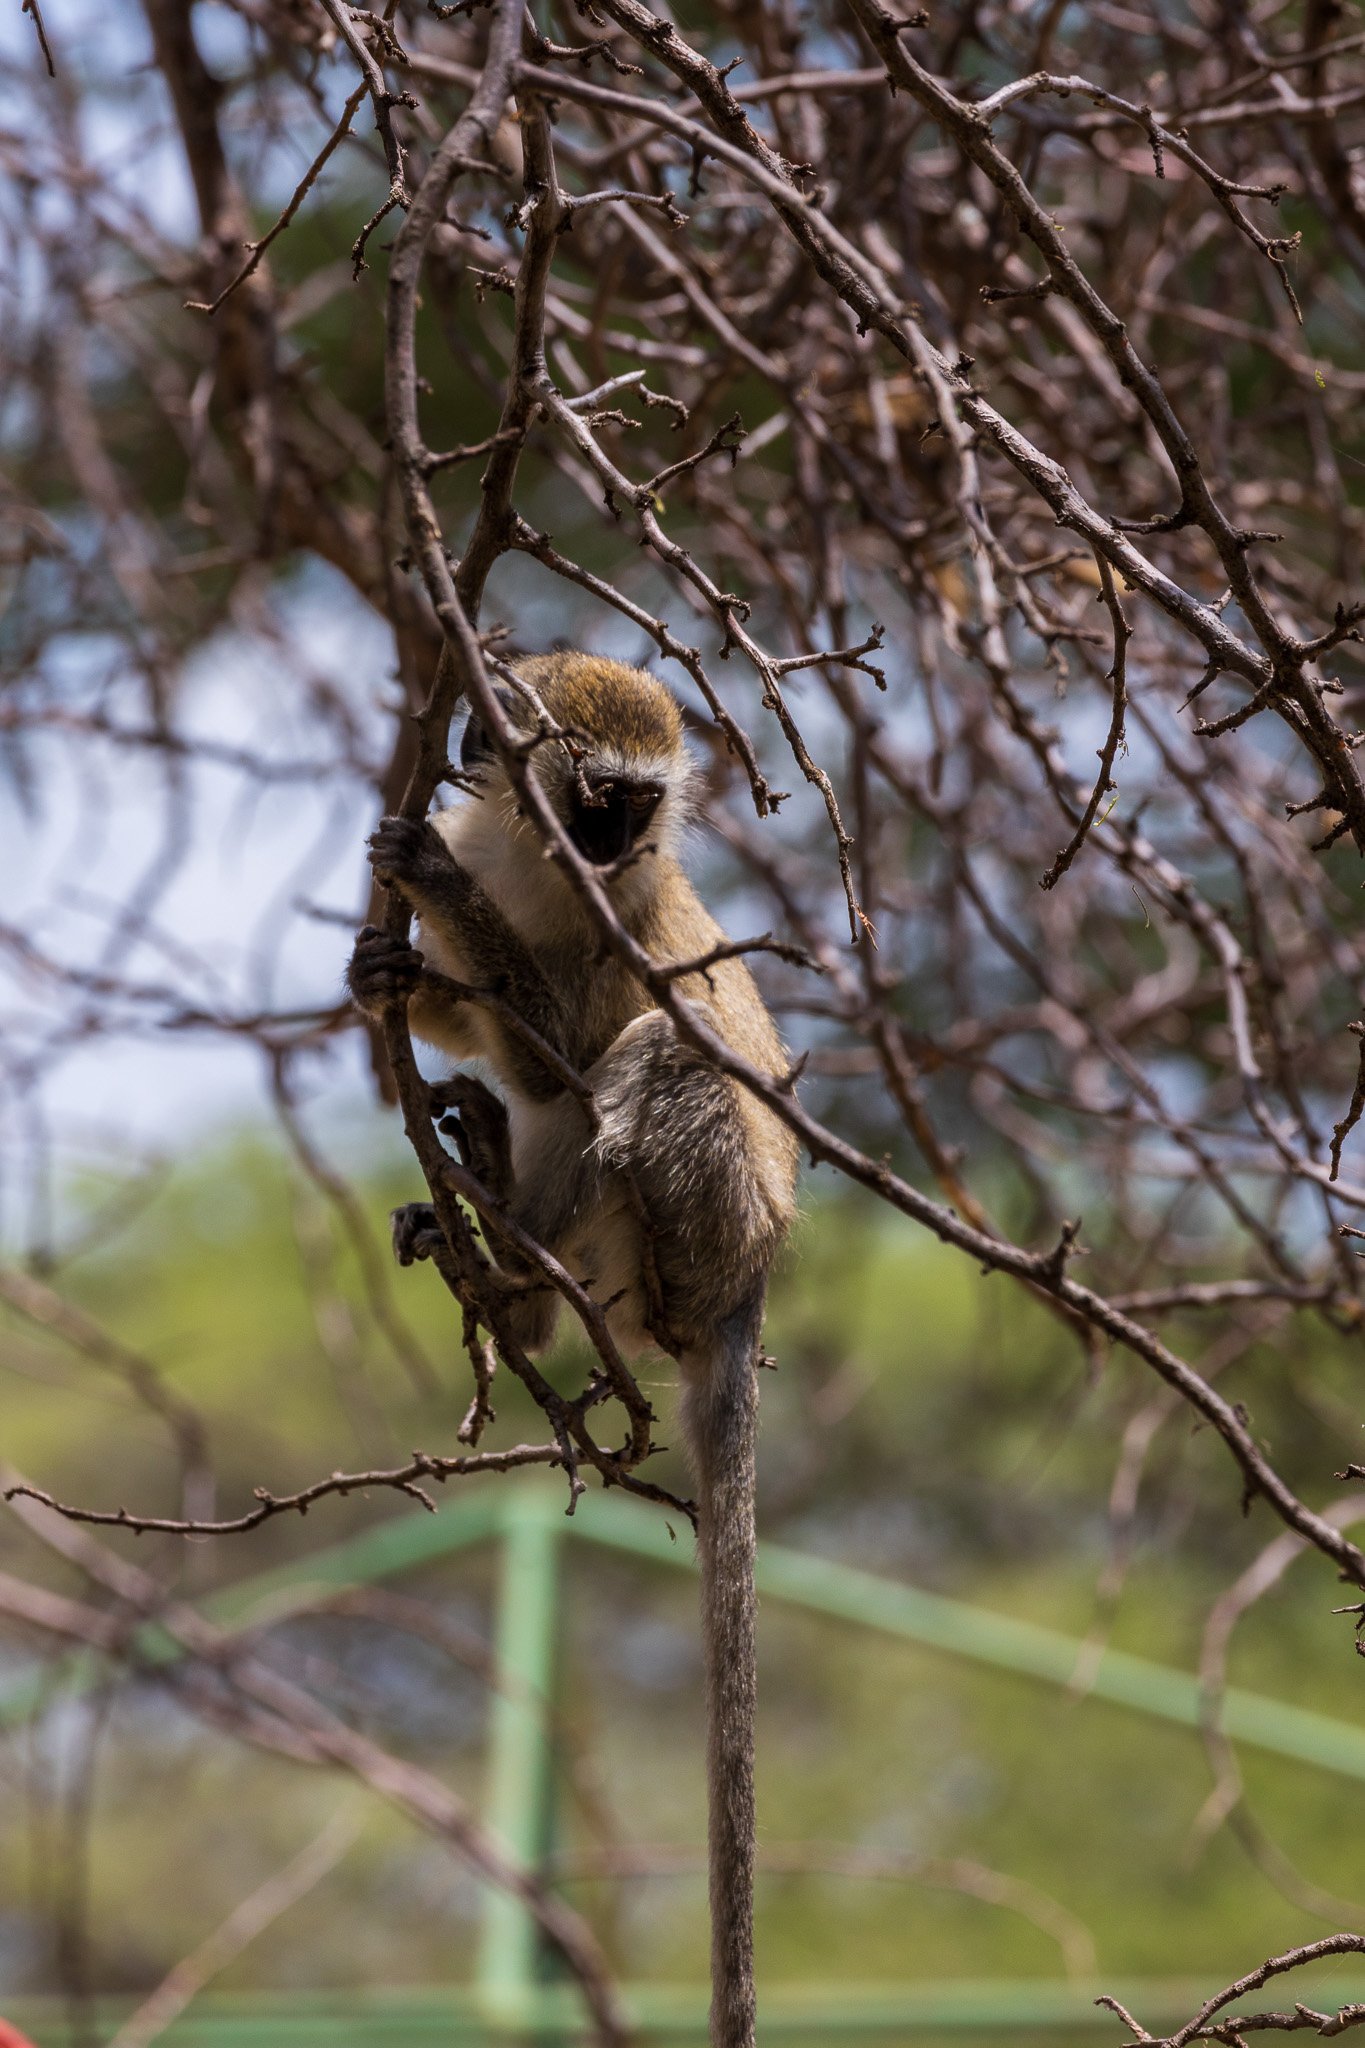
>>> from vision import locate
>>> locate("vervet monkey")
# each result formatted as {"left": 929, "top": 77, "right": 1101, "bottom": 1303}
{"left": 348, "top": 653, "right": 798, "bottom": 2048}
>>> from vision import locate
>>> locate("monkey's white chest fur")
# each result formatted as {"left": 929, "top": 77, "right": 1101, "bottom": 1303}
{"left": 417, "top": 799, "right": 657, "bottom": 1359}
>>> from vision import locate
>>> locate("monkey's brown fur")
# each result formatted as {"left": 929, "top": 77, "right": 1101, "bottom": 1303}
{"left": 349, "top": 653, "right": 798, "bottom": 2048}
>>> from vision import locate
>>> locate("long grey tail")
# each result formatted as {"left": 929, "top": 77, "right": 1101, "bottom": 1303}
{"left": 683, "top": 1292, "right": 765, "bottom": 2048}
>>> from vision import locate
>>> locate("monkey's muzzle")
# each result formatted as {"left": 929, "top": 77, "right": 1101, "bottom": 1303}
{"left": 567, "top": 777, "right": 663, "bottom": 865}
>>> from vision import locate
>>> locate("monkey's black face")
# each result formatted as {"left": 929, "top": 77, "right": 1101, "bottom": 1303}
{"left": 460, "top": 706, "right": 664, "bottom": 866}
{"left": 566, "top": 774, "right": 663, "bottom": 866}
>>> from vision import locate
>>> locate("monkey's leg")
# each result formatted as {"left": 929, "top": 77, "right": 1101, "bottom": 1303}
{"left": 436, "top": 1073, "right": 526, "bottom": 1269}
{"left": 367, "top": 816, "right": 571, "bottom": 1101}
{"left": 352, "top": 922, "right": 563, "bottom": 1351}
{"left": 591, "top": 1009, "right": 779, "bottom": 1337}
{"left": 428, "top": 1073, "right": 509, "bottom": 1186}
{"left": 433, "top": 1074, "right": 563, "bottom": 1353}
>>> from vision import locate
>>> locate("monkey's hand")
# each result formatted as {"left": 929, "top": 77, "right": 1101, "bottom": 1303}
{"left": 391, "top": 1202, "right": 443, "bottom": 1266}
{"left": 347, "top": 925, "right": 424, "bottom": 1016}
{"left": 433, "top": 1074, "right": 514, "bottom": 1204}
{"left": 368, "top": 815, "right": 465, "bottom": 907}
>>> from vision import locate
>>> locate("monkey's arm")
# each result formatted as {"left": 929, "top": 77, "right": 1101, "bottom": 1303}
{"left": 365, "top": 815, "right": 571, "bottom": 1102}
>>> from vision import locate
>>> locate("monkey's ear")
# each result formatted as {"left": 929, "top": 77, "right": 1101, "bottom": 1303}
{"left": 459, "top": 687, "right": 517, "bottom": 771}
{"left": 460, "top": 712, "right": 492, "bottom": 770}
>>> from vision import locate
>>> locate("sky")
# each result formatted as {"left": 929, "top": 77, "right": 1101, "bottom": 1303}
{"left": 0, "top": 534, "right": 732, "bottom": 1249}
{"left": 0, "top": 569, "right": 401, "bottom": 1239}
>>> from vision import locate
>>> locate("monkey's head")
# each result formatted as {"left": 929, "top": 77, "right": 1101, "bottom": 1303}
{"left": 460, "top": 653, "right": 695, "bottom": 871}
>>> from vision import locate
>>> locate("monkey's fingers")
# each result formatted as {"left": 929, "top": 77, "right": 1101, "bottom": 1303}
{"left": 367, "top": 814, "right": 449, "bottom": 888}
{"left": 347, "top": 927, "right": 424, "bottom": 1014}
{"left": 390, "top": 1202, "right": 443, "bottom": 1266}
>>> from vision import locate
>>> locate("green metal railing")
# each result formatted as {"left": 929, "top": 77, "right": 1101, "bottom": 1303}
{"left": 7, "top": 1480, "right": 1365, "bottom": 2044}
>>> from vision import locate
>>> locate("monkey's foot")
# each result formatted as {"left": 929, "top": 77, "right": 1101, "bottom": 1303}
{"left": 391, "top": 1202, "right": 443, "bottom": 1266}
{"left": 347, "top": 925, "right": 423, "bottom": 1015}
{"left": 435, "top": 1075, "right": 513, "bottom": 1200}
{"left": 367, "top": 815, "right": 455, "bottom": 895}
{"left": 427, "top": 1072, "right": 505, "bottom": 1120}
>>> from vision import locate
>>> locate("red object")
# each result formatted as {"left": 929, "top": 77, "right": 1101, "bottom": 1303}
{"left": 0, "top": 2021, "right": 40, "bottom": 2048}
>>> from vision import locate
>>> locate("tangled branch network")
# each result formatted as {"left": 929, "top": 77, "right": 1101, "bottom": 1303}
{"left": 5, "top": 0, "right": 1365, "bottom": 2028}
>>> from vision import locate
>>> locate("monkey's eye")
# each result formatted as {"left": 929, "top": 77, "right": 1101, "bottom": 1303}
{"left": 568, "top": 779, "right": 662, "bottom": 864}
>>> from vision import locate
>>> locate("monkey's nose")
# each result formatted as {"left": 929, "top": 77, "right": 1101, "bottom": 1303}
{"left": 568, "top": 789, "right": 633, "bottom": 865}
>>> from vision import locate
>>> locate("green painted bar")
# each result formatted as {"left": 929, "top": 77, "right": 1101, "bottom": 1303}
{"left": 7, "top": 1477, "right": 1365, "bottom": 1786}
{"left": 569, "top": 1490, "right": 1365, "bottom": 1783}
{"left": 10, "top": 1977, "right": 1365, "bottom": 2044}
{"left": 8, "top": 1478, "right": 1365, "bottom": 1784}
{"left": 9, "top": 1481, "right": 1365, "bottom": 2044}
{"left": 475, "top": 1489, "right": 564, "bottom": 2021}
{"left": 204, "top": 1487, "right": 509, "bottom": 1625}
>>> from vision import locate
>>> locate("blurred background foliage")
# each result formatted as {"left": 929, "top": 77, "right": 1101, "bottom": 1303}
{"left": 6, "top": 1151, "right": 1365, "bottom": 2018}
{"left": 6, "top": 0, "right": 1365, "bottom": 2037}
